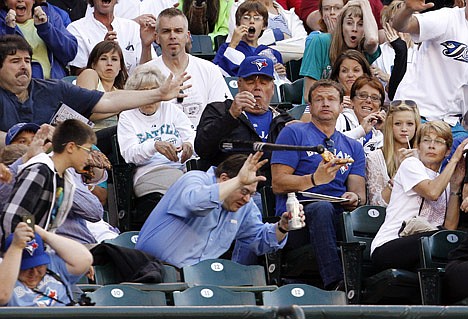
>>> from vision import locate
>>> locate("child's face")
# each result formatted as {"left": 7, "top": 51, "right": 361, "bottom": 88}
{"left": 11, "top": 130, "right": 35, "bottom": 146}
{"left": 239, "top": 11, "right": 265, "bottom": 41}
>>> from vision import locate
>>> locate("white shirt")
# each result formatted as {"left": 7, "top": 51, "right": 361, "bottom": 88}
{"left": 85, "top": 0, "right": 175, "bottom": 20}
{"left": 117, "top": 102, "right": 195, "bottom": 185}
{"left": 146, "top": 55, "right": 232, "bottom": 126}
{"left": 394, "top": 7, "right": 468, "bottom": 122}
{"left": 371, "top": 157, "right": 447, "bottom": 254}
{"left": 67, "top": 15, "right": 154, "bottom": 73}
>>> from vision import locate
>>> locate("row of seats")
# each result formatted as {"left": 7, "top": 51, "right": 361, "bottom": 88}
{"left": 84, "top": 283, "right": 346, "bottom": 307}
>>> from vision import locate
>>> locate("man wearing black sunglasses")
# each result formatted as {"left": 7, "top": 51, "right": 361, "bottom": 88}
{"left": 392, "top": 0, "right": 468, "bottom": 140}
{"left": 271, "top": 79, "right": 366, "bottom": 291}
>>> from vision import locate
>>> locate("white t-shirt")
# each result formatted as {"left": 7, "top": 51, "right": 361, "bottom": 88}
{"left": 67, "top": 15, "right": 154, "bottom": 73}
{"left": 85, "top": 0, "right": 175, "bottom": 20}
{"left": 394, "top": 7, "right": 468, "bottom": 122}
{"left": 117, "top": 102, "right": 195, "bottom": 185}
{"left": 371, "top": 157, "right": 448, "bottom": 254}
{"left": 145, "top": 55, "right": 232, "bottom": 126}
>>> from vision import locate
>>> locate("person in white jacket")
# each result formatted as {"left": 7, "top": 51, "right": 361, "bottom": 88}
{"left": 117, "top": 64, "right": 195, "bottom": 221}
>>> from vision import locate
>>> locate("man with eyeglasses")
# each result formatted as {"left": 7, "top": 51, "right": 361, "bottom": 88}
{"left": 271, "top": 79, "right": 366, "bottom": 290}
{"left": 136, "top": 152, "right": 304, "bottom": 268}
{"left": 213, "top": 1, "right": 286, "bottom": 77}
{"left": 0, "top": 119, "right": 98, "bottom": 247}
{"left": 392, "top": 0, "right": 468, "bottom": 140}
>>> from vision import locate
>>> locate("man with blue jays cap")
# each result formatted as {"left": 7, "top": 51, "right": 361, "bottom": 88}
{"left": 195, "top": 55, "right": 293, "bottom": 172}
{"left": 0, "top": 222, "right": 92, "bottom": 307}
{"left": 194, "top": 55, "right": 294, "bottom": 264}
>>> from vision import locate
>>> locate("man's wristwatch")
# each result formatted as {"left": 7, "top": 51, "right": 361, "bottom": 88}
{"left": 278, "top": 223, "right": 288, "bottom": 234}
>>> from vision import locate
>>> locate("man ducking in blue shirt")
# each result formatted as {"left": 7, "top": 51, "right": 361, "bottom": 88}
{"left": 136, "top": 152, "right": 305, "bottom": 268}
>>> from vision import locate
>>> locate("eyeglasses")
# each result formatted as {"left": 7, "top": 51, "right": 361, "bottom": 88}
{"left": 420, "top": 137, "right": 447, "bottom": 147}
{"left": 324, "top": 138, "right": 335, "bottom": 152}
{"left": 241, "top": 15, "right": 263, "bottom": 22}
{"left": 76, "top": 144, "right": 92, "bottom": 154}
{"left": 389, "top": 100, "right": 417, "bottom": 109}
{"left": 355, "top": 92, "right": 381, "bottom": 103}
{"left": 240, "top": 188, "right": 257, "bottom": 198}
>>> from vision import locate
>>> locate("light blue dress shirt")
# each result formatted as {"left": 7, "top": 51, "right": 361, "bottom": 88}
{"left": 135, "top": 167, "right": 286, "bottom": 268}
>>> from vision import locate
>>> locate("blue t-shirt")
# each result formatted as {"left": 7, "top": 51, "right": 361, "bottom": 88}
{"left": 0, "top": 78, "right": 103, "bottom": 131}
{"left": 6, "top": 252, "right": 82, "bottom": 307}
{"left": 271, "top": 122, "right": 366, "bottom": 215}
{"left": 245, "top": 110, "right": 273, "bottom": 142}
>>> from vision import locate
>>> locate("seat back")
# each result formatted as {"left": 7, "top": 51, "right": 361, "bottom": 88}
{"left": 61, "top": 75, "right": 77, "bottom": 84}
{"left": 102, "top": 231, "right": 139, "bottom": 249}
{"left": 285, "top": 59, "right": 303, "bottom": 82}
{"left": 182, "top": 259, "right": 267, "bottom": 287}
{"left": 224, "top": 77, "right": 280, "bottom": 103}
{"left": 420, "top": 230, "right": 467, "bottom": 269}
{"left": 94, "top": 263, "right": 180, "bottom": 285}
{"left": 262, "top": 284, "right": 347, "bottom": 306}
{"left": 280, "top": 79, "right": 304, "bottom": 105}
{"left": 87, "top": 284, "right": 167, "bottom": 306}
{"left": 341, "top": 205, "right": 386, "bottom": 264}
{"left": 190, "top": 35, "right": 215, "bottom": 60}
{"left": 173, "top": 285, "right": 256, "bottom": 306}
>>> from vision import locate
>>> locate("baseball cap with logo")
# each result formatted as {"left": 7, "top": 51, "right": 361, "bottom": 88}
{"left": 237, "top": 55, "right": 274, "bottom": 79}
{"left": 5, "top": 233, "right": 50, "bottom": 270}
{"left": 5, "top": 123, "right": 40, "bottom": 145}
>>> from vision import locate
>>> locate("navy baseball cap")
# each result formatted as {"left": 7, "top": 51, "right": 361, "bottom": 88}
{"left": 5, "top": 123, "right": 40, "bottom": 145}
{"left": 5, "top": 233, "right": 50, "bottom": 270}
{"left": 237, "top": 56, "right": 274, "bottom": 79}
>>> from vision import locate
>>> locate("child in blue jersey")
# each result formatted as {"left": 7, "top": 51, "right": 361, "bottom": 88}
{"left": 213, "top": 0, "right": 286, "bottom": 77}
{"left": 0, "top": 223, "right": 92, "bottom": 307}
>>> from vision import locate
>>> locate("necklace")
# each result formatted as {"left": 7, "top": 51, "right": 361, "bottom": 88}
{"left": 139, "top": 109, "right": 156, "bottom": 116}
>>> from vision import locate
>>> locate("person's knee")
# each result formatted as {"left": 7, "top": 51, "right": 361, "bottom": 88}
{"left": 304, "top": 202, "right": 335, "bottom": 221}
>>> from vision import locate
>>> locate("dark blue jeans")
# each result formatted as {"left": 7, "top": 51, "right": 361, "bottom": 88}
{"left": 288, "top": 201, "right": 344, "bottom": 287}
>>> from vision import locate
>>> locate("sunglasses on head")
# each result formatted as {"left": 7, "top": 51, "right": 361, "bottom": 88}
{"left": 389, "top": 100, "right": 417, "bottom": 109}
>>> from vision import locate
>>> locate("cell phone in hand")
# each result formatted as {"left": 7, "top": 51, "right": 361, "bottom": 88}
{"left": 22, "top": 214, "right": 35, "bottom": 232}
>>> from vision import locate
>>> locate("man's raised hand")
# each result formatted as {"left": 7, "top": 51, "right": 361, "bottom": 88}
{"left": 237, "top": 152, "right": 268, "bottom": 186}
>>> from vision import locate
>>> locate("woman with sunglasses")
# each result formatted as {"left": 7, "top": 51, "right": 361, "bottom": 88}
{"left": 370, "top": 121, "right": 468, "bottom": 271}
{"left": 336, "top": 75, "right": 385, "bottom": 154}
{"left": 366, "top": 100, "right": 421, "bottom": 206}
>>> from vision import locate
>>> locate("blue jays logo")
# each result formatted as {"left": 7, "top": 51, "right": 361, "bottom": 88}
{"left": 24, "top": 239, "right": 39, "bottom": 256}
{"left": 441, "top": 41, "right": 468, "bottom": 63}
{"left": 251, "top": 59, "right": 269, "bottom": 71}
{"left": 35, "top": 288, "right": 58, "bottom": 307}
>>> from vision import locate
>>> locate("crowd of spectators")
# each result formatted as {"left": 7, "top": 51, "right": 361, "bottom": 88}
{"left": 1, "top": 0, "right": 468, "bottom": 307}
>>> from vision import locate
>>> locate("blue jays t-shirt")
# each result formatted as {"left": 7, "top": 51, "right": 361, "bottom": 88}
{"left": 245, "top": 110, "right": 273, "bottom": 142}
{"left": 271, "top": 122, "right": 366, "bottom": 215}
{"left": 6, "top": 252, "right": 82, "bottom": 307}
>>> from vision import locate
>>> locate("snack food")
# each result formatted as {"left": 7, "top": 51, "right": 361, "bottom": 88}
{"left": 320, "top": 150, "right": 354, "bottom": 164}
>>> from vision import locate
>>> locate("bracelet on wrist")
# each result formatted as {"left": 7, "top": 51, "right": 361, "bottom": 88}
{"left": 310, "top": 173, "right": 317, "bottom": 187}
{"left": 278, "top": 223, "right": 288, "bottom": 234}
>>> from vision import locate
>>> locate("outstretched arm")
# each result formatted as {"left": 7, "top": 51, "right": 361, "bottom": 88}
{"left": 392, "top": 0, "right": 434, "bottom": 34}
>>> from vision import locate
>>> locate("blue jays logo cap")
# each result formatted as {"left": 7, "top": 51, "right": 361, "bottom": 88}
{"left": 5, "top": 233, "right": 50, "bottom": 270}
{"left": 237, "top": 56, "right": 274, "bottom": 79}
{"left": 5, "top": 123, "right": 40, "bottom": 145}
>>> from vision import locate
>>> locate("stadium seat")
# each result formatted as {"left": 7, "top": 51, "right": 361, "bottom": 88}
{"left": 190, "top": 35, "right": 215, "bottom": 60}
{"left": 86, "top": 284, "right": 167, "bottom": 306}
{"left": 340, "top": 205, "right": 420, "bottom": 304}
{"left": 173, "top": 285, "right": 256, "bottom": 306}
{"left": 61, "top": 75, "right": 77, "bottom": 84}
{"left": 102, "top": 231, "right": 139, "bottom": 249}
{"left": 262, "top": 284, "right": 347, "bottom": 306}
{"left": 182, "top": 259, "right": 277, "bottom": 294}
{"left": 280, "top": 79, "right": 304, "bottom": 105}
{"left": 285, "top": 59, "right": 303, "bottom": 82}
{"left": 418, "top": 230, "right": 467, "bottom": 305}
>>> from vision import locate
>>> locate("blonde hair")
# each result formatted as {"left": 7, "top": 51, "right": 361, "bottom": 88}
{"left": 415, "top": 121, "right": 453, "bottom": 149}
{"left": 382, "top": 102, "right": 421, "bottom": 178}
{"left": 329, "top": 5, "right": 363, "bottom": 65}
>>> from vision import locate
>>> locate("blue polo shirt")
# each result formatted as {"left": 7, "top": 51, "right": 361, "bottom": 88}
{"left": 271, "top": 122, "right": 366, "bottom": 215}
{"left": 0, "top": 79, "right": 103, "bottom": 131}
